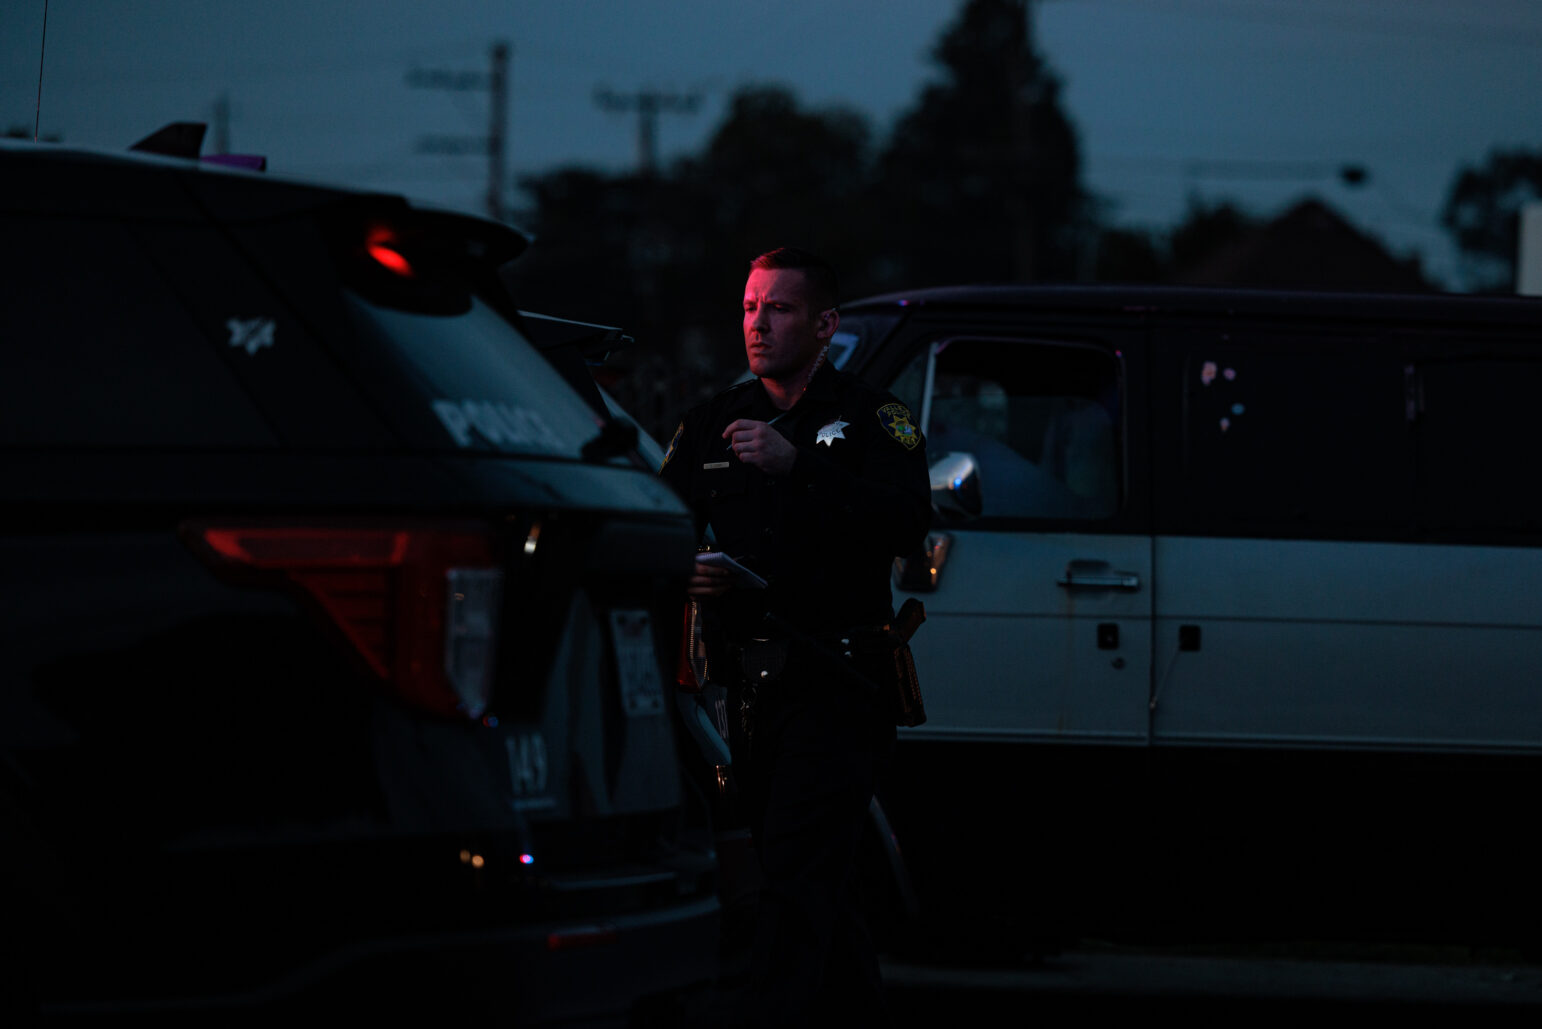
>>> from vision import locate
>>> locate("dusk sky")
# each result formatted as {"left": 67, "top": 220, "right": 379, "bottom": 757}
{"left": 4, "top": 0, "right": 1539, "bottom": 290}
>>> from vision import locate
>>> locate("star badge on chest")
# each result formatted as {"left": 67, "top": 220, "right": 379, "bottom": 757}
{"left": 815, "top": 418, "right": 849, "bottom": 446}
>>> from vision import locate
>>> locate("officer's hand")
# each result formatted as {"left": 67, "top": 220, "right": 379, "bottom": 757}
{"left": 687, "top": 558, "right": 733, "bottom": 597}
{"left": 723, "top": 419, "right": 796, "bottom": 477}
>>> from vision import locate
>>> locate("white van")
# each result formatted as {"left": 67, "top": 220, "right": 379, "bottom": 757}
{"left": 835, "top": 284, "right": 1542, "bottom": 953}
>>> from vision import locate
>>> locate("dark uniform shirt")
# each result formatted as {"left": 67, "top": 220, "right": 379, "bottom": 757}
{"left": 660, "top": 361, "right": 931, "bottom": 644}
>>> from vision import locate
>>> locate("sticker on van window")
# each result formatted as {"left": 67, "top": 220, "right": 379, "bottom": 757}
{"left": 226, "top": 317, "right": 276, "bottom": 356}
{"left": 432, "top": 398, "right": 566, "bottom": 451}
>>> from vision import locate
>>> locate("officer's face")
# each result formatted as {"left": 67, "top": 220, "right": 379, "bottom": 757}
{"left": 742, "top": 267, "right": 836, "bottom": 384}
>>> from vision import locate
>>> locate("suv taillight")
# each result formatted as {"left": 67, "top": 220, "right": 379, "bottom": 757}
{"left": 675, "top": 599, "right": 707, "bottom": 693}
{"left": 185, "top": 523, "right": 502, "bottom": 719}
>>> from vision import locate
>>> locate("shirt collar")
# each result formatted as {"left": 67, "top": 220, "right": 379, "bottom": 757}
{"left": 738, "top": 356, "right": 839, "bottom": 421}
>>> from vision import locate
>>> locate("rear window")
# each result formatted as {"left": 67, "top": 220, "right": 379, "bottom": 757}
{"left": 0, "top": 216, "right": 276, "bottom": 449}
{"left": 227, "top": 209, "right": 606, "bottom": 459}
{"left": 343, "top": 293, "right": 603, "bottom": 458}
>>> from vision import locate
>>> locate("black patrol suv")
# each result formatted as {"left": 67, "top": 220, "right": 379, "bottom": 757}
{"left": 0, "top": 129, "right": 715, "bottom": 1021}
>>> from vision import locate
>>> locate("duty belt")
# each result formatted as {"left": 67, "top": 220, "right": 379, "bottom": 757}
{"left": 738, "top": 615, "right": 886, "bottom": 698}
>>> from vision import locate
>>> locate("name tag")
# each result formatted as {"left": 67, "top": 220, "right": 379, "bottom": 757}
{"left": 703, "top": 461, "right": 731, "bottom": 470}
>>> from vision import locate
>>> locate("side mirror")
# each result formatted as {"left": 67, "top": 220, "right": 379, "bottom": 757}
{"left": 929, "top": 451, "right": 981, "bottom": 520}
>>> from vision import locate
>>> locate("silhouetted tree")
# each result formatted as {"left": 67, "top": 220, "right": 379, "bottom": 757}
{"left": 677, "top": 84, "right": 876, "bottom": 323}
{"left": 874, "top": 0, "right": 1086, "bottom": 288}
{"left": 1167, "top": 197, "right": 1258, "bottom": 274}
{"left": 1092, "top": 227, "right": 1168, "bottom": 283}
{"left": 1441, "top": 147, "right": 1542, "bottom": 293}
{"left": 507, "top": 168, "right": 639, "bottom": 327}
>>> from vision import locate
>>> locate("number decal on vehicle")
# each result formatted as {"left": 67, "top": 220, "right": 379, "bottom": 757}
{"left": 505, "top": 731, "right": 550, "bottom": 800}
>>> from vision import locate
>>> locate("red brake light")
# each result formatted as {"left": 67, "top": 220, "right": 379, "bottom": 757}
{"left": 544, "top": 924, "right": 618, "bottom": 951}
{"left": 674, "top": 599, "right": 705, "bottom": 693}
{"left": 367, "top": 242, "right": 414, "bottom": 277}
{"left": 365, "top": 226, "right": 415, "bottom": 278}
{"left": 189, "top": 523, "right": 500, "bottom": 718}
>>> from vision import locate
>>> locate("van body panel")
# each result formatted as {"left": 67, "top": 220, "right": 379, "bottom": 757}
{"left": 1152, "top": 535, "right": 1542, "bottom": 753}
{"left": 898, "top": 531, "right": 1151, "bottom": 744}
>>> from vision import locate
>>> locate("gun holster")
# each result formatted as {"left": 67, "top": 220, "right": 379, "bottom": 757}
{"left": 849, "top": 600, "right": 927, "bottom": 727}
{"left": 885, "top": 598, "right": 927, "bottom": 727}
{"left": 887, "top": 638, "right": 926, "bottom": 727}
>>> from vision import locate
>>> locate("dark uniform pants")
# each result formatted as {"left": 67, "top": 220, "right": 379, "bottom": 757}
{"left": 726, "top": 642, "right": 897, "bottom": 1028}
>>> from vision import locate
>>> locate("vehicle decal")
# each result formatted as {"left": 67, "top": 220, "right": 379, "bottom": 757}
{"left": 505, "top": 730, "right": 550, "bottom": 798}
{"left": 1201, "top": 360, "right": 1238, "bottom": 388}
{"left": 432, "top": 398, "right": 566, "bottom": 450}
{"left": 226, "top": 316, "right": 275, "bottom": 356}
{"left": 660, "top": 421, "right": 684, "bottom": 470}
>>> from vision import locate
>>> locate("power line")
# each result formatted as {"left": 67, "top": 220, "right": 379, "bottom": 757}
{"left": 33, "top": 0, "right": 49, "bottom": 141}
{"left": 1071, "top": 0, "right": 1542, "bottom": 51}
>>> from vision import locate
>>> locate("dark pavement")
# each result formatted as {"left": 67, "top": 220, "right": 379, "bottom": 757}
{"left": 881, "top": 948, "right": 1542, "bottom": 1023}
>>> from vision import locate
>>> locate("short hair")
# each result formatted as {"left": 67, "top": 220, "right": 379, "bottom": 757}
{"left": 749, "top": 247, "right": 839, "bottom": 311}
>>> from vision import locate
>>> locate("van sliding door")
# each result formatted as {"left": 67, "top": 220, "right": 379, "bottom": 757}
{"left": 1150, "top": 329, "right": 1452, "bottom": 750}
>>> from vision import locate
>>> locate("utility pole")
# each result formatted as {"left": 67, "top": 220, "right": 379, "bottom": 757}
{"left": 486, "top": 42, "right": 509, "bottom": 223}
{"left": 1520, "top": 202, "right": 1542, "bottom": 296}
{"left": 212, "top": 91, "right": 230, "bottom": 154}
{"left": 593, "top": 87, "right": 700, "bottom": 176}
{"left": 408, "top": 41, "right": 512, "bottom": 221}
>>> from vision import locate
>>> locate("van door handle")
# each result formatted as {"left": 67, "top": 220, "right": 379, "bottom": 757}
{"left": 1057, "top": 560, "right": 1141, "bottom": 591}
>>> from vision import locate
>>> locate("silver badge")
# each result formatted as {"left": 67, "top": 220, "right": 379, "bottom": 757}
{"left": 815, "top": 418, "right": 849, "bottom": 446}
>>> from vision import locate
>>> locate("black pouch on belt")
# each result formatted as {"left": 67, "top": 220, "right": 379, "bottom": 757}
{"left": 737, "top": 637, "right": 791, "bottom": 685}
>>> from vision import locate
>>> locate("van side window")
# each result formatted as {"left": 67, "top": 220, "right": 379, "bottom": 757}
{"left": 900, "top": 338, "right": 1121, "bottom": 519}
{"left": 1179, "top": 343, "right": 1412, "bottom": 531}
{"left": 1415, "top": 358, "right": 1542, "bottom": 532}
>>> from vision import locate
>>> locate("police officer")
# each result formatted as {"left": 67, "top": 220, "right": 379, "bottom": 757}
{"left": 660, "top": 248, "right": 930, "bottom": 1026}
